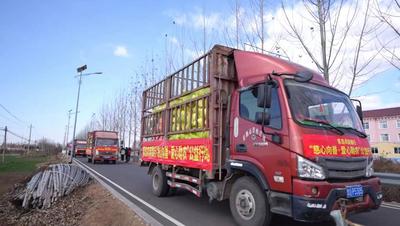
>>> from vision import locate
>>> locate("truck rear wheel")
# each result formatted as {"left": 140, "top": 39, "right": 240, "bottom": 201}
{"left": 230, "top": 176, "right": 271, "bottom": 226}
{"left": 151, "top": 166, "right": 169, "bottom": 197}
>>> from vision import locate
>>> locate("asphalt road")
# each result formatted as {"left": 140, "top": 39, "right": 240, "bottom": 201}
{"left": 75, "top": 157, "right": 400, "bottom": 226}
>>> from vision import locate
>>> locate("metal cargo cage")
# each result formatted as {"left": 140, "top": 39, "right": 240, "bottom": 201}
{"left": 141, "top": 45, "right": 237, "bottom": 176}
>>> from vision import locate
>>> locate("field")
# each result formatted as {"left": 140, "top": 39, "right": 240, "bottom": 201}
{"left": 0, "top": 154, "right": 49, "bottom": 196}
{"left": 0, "top": 154, "right": 49, "bottom": 173}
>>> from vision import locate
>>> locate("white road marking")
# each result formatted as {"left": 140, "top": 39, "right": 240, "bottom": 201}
{"left": 381, "top": 203, "right": 400, "bottom": 211}
{"left": 74, "top": 159, "right": 185, "bottom": 226}
{"left": 382, "top": 202, "right": 400, "bottom": 208}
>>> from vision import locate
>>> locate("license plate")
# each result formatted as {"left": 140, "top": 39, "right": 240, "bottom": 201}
{"left": 346, "top": 185, "right": 363, "bottom": 198}
{"left": 103, "top": 156, "right": 110, "bottom": 159}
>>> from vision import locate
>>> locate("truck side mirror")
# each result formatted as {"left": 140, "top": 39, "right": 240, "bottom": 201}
{"left": 256, "top": 112, "right": 270, "bottom": 125}
{"left": 257, "top": 84, "right": 271, "bottom": 108}
{"left": 356, "top": 105, "right": 363, "bottom": 122}
{"left": 351, "top": 99, "right": 363, "bottom": 122}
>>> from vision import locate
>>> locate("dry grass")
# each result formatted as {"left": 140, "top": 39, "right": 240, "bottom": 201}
{"left": 382, "top": 185, "right": 400, "bottom": 202}
{"left": 373, "top": 158, "right": 400, "bottom": 173}
{"left": 372, "top": 158, "right": 400, "bottom": 202}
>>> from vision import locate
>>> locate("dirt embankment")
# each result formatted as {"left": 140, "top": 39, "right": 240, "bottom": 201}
{"left": 0, "top": 154, "right": 147, "bottom": 226}
{"left": 81, "top": 183, "right": 146, "bottom": 226}
{"left": 1, "top": 179, "right": 147, "bottom": 226}
{"left": 0, "top": 172, "right": 30, "bottom": 197}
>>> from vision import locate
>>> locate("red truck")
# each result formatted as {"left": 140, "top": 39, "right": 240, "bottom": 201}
{"left": 73, "top": 139, "right": 87, "bottom": 157}
{"left": 139, "top": 45, "right": 382, "bottom": 226}
{"left": 86, "top": 131, "right": 119, "bottom": 164}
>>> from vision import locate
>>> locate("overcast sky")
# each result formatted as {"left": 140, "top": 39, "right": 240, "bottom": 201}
{"left": 0, "top": 0, "right": 399, "bottom": 144}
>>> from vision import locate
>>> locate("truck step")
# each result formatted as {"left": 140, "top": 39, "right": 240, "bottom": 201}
{"left": 167, "top": 180, "right": 201, "bottom": 197}
{"left": 166, "top": 172, "right": 201, "bottom": 184}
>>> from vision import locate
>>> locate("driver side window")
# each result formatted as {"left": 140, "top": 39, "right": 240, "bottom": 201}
{"left": 239, "top": 87, "right": 282, "bottom": 129}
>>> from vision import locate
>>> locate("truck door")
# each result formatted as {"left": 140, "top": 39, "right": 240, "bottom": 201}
{"left": 231, "top": 85, "right": 292, "bottom": 193}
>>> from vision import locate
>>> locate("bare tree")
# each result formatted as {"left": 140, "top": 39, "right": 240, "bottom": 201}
{"left": 347, "top": 0, "right": 385, "bottom": 95}
{"left": 280, "top": 0, "right": 385, "bottom": 94}
{"left": 281, "top": 0, "right": 355, "bottom": 84}
{"left": 375, "top": 0, "right": 400, "bottom": 70}
{"left": 250, "top": 0, "right": 266, "bottom": 51}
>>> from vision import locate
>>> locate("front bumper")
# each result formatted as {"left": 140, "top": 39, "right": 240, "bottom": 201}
{"left": 291, "top": 177, "right": 382, "bottom": 222}
{"left": 75, "top": 150, "right": 86, "bottom": 156}
{"left": 93, "top": 156, "right": 117, "bottom": 161}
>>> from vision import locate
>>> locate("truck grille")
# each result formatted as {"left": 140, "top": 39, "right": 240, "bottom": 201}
{"left": 102, "top": 151, "right": 115, "bottom": 155}
{"left": 317, "top": 157, "right": 367, "bottom": 179}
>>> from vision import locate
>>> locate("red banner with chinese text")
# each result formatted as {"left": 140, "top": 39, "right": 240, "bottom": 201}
{"left": 141, "top": 138, "right": 213, "bottom": 171}
{"left": 303, "top": 134, "right": 371, "bottom": 158}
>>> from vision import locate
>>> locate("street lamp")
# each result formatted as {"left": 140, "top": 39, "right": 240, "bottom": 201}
{"left": 69, "top": 65, "right": 102, "bottom": 163}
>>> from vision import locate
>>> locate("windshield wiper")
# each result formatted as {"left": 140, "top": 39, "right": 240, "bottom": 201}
{"left": 337, "top": 126, "right": 367, "bottom": 138}
{"left": 301, "top": 119, "right": 344, "bottom": 135}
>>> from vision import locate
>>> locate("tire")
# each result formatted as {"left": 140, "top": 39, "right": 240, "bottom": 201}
{"left": 87, "top": 158, "right": 91, "bottom": 163}
{"left": 229, "top": 176, "right": 271, "bottom": 226}
{"left": 113, "top": 160, "right": 117, "bottom": 164}
{"left": 151, "top": 166, "right": 169, "bottom": 197}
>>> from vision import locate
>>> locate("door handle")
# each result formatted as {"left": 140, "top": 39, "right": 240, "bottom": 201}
{"left": 236, "top": 143, "right": 247, "bottom": 152}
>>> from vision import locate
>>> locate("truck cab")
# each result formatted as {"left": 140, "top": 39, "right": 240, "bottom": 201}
{"left": 87, "top": 131, "right": 119, "bottom": 164}
{"left": 73, "top": 139, "right": 87, "bottom": 157}
{"left": 229, "top": 50, "right": 381, "bottom": 222}
{"left": 139, "top": 45, "right": 382, "bottom": 226}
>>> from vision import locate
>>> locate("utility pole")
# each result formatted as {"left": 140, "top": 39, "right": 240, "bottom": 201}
{"left": 133, "top": 86, "right": 138, "bottom": 150}
{"left": 69, "top": 65, "right": 102, "bottom": 164}
{"left": 2, "top": 126, "right": 7, "bottom": 163}
{"left": 27, "top": 124, "right": 32, "bottom": 153}
{"left": 128, "top": 95, "right": 132, "bottom": 147}
{"left": 70, "top": 69, "right": 83, "bottom": 163}
{"left": 63, "top": 125, "right": 67, "bottom": 148}
{"left": 165, "top": 33, "right": 168, "bottom": 75}
{"left": 65, "top": 109, "right": 73, "bottom": 147}
{"left": 203, "top": 4, "right": 206, "bottom": 54}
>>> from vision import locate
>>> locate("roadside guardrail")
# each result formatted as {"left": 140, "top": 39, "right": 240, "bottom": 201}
{"left": 375, "top": 172, "right": 400, "bottom": 185}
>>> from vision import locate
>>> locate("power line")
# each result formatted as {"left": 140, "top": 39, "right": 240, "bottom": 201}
{"left": 7, "top": 129, "right": 29, "bottom": 142}
{"left": 0, "top": 112, "right": 26, "bottom": 127}
{"left": 0, "top": 103, "right": 28, "bottom": 125}
{"left": 1, "top": 127, "right": 29, "bottom": 142}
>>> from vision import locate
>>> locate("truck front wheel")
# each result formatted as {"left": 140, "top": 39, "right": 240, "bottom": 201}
{"left": 151, "top": 166, "right": 169, "bottom": 197}
{"left": 230, "top": 176, "right": 271, "bottom": 226}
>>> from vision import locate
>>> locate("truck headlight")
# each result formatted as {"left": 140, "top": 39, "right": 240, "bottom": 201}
{"left": 366, "top": 158, "right": 374, "bottom": 177}
{"left": 297, "top": 155, "right": 326, "bottom": 180}
{"left": 95, "top": 150, "right": 99, "bottom": 156}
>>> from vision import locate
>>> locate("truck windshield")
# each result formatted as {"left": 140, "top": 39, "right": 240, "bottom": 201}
{"left": 285, "top": 80, "right": 364, "bottom": 132}
{"left": 76, "top": 144, "right": 86, "bottom": 149}
{"left": 96, "top": 139, "right": 118, "bottom": 146}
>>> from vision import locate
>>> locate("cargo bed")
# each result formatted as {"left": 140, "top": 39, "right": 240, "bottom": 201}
{"left": 141, "top": 45, "right": 237, "bottom": 178}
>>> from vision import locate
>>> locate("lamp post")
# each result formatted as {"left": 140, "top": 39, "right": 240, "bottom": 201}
{"left": 65, "top": 109, "right": 72, "bottom": 148}
{"left": 69, "top": 65, "right": 102, "bottom": 163}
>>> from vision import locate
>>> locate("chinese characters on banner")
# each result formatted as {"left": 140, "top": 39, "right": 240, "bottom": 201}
{"left": 303, "top": 135, "right": 371, "bottom": 157}
{"left": 141, "top": 138, "right": 213, "bottom": 170}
